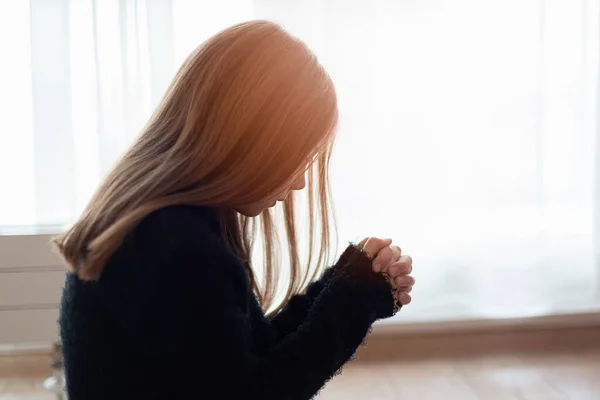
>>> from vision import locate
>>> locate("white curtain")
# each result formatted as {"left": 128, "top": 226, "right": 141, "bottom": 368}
{"left": 1, "top": 0, "right": 598, "bottom": 322}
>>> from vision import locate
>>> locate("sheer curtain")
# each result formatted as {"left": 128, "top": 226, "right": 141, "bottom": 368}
{"left": 1, "top": 0, "right": 598, "bottom": 322}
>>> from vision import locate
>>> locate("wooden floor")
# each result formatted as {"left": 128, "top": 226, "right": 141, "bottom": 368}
{"left": 320, "top": 349, "right": 600, "bottom": 399}
{"left": 2, "top": 328, "right": 600, "bottom": 399}
{"left": 0, "top": 354, "right": 56, "bottom": 400}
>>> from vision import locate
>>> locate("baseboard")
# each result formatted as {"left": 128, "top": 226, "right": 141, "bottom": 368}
{"left": 0, "top": 342, "right": 54, "bottom": 357}
{"left": 372, "top": 310, "right": 600, "bottom": 336}
{"left": 360, "top": 312, "right": 600, "bottom": 362}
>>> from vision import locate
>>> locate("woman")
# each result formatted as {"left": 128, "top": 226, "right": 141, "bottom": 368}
{"left": 56, "top": 20, "right": 415, "bottom": 399}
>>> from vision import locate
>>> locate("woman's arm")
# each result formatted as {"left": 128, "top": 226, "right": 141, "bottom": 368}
{"left": 269, "top": 239, "right": 408, "bottom": 340}
{"left": 267, "top": 244, "right": 359, "bottom": 339}
{"left": 99, "top": 209, "right": 395, "bottom": 400}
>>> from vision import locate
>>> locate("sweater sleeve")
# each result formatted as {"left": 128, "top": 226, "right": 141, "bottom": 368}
{"left": 267, "top": 245, "right": 361, "bottom": 339}
{"left": 99, "top": 212, "right": 394, "bottom": 400}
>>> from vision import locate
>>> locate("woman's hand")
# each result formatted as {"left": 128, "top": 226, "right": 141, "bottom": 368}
{"left": 358, "top": 237, "right": 393, "bottom": 261}
{"left": 385, "top": 253, "right": 414, "bottom": 305}
{"left": 358, "top": 237, "right": 415, "bottom": 306}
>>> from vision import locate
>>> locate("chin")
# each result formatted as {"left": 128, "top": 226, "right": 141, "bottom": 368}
{"left": 235, "top": 206, "right": 266, "bottom": 217}
{"left": 235, "top": 208, "right": 262, "bottom": 217}
{"left": 236, "top": 201, "right": 277, "bottom": 217}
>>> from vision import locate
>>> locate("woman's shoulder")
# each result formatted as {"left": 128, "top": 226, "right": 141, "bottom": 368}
{"left": 138, "top": 205, "right": 232, "bottom": 257}
{"left": 91, "top": 206, "right": 249, "bottom": 337}
{"left": 101, "top": 204, "right": 246, "bottom": 293}
{"left": 104, "top": 205, "right": 234, "bottom": 278}
{"left": 137, "top": 205, "right": 221, "bottom": 240}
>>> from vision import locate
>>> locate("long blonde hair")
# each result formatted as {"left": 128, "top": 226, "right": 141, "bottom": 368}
{"left": 53, "top": 20, "right": 338, "bottom": 314}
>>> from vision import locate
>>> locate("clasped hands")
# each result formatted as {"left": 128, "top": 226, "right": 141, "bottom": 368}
{"left": 358, "top": 237, "right": 414, "bottom": 306}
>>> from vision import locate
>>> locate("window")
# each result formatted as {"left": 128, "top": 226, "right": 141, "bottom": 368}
{"left": 1, "top": 1, "right": 598, "bottom": 331}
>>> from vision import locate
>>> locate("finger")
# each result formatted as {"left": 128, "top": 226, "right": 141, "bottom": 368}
{"left": 372, "top": 246, "right": 393, "bottom": 272}
{"left": 400, "top": 254, "right": 413, "bottom": 267}
{"left": 387, "top": 255, "right": 413, "bottom": 277}
{"left": 394, "top": 275, "right": 415, "bottom": 287}
{"left": 397, "top": 285, "right": 413, "bottom": 293}
{"left": 387, "top": 259, "right": 413, "bottom": 278}
{"left": 361, "top": 237, "right": 392, "bottom": 260}
{"left": 396, "top": 291, "right": 412, "bottom": 305}
{"left": 357, "top": 236, "right": 388, "bottom": 248}
{"left": 373, "top": 245, "right": 403, "bottom": 272}
{"left": 390, "top": 245, "right": 402, "bottom": 263}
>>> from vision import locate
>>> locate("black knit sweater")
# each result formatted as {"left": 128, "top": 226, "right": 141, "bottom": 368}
{"left": 59, "top": 205, "right": 396, "bottom": 399}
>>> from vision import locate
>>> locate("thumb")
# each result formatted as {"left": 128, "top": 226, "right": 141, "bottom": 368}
{"left": 357, "top": 237, "right": 392, "bottom": 248}
{"left": 361, "top": 237, "right": 393, "bottom": 259}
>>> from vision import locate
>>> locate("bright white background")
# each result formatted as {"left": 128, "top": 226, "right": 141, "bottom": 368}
{"left": 0, "top": 0, "right": 598, "bottom": 328}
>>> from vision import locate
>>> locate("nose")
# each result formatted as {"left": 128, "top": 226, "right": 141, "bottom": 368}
{"left": 291, "top": 173, "right": 306, "bottom": 191}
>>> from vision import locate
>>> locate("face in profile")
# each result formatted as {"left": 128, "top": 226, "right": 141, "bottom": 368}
{"left": 236, "top": 172, "right": 307, "bottom": 217}
{"left": 168, "top": 20, "right": 337, "bottom": 219}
